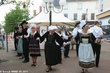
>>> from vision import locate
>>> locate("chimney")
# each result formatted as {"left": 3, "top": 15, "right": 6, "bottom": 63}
{"left": 33, "top": 10, "right": 36, "bottom": 16}
{"left": 39, "top": 6, "right": 42, "bottom": 12}
{"left": 33, "top": 6, "right": 42, "bottom": 16}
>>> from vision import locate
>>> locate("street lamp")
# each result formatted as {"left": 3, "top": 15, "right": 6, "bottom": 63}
{"left": 42, "top": 0, "right": 67, "bottom": 25}
{"left": 86, "top": 9, "right": 88, "bottom": 21}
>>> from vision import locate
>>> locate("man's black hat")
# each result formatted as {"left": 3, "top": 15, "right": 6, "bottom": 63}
{"left": 14, "top": 27, "right": 19, "bottom": 30}
{"left": 20, "top": 20, "right": 28, "bottom": 26}
{"left": 74, "top": 21, "right": 80, "bottom": 27}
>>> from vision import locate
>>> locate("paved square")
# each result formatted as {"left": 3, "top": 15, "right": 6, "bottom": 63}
{"left": 0, "top": 42, "right": 110, "bottom": 73}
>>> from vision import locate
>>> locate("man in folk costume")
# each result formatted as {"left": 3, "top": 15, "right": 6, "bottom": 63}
{"left": 62, "top": 26, "right": 72, "bottom": 58}
{"left": 21, "top": 21, "right": 30, "bottom": 63}
{"left": 89, "top": 21, "right": 103, "bottom": 67}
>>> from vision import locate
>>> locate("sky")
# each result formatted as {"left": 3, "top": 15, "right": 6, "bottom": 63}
{"left": 0, "top": 0, "right": 43, "bottom": 25}
{"left": 0, "top": 4, "right": 15, "bottom": 25}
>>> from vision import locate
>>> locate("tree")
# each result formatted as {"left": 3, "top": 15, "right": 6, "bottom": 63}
{"left": 0, "top": 0, "right": 31, "bottom": 7}
{"left": 0, "top": 0, "right": 16, "bottom": 6}
{"left": 4, "top": 5, "right": 29, "bottom": 33}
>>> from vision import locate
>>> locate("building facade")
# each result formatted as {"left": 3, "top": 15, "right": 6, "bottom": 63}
{"left": 97, "top": 0, "right": 110, "bottom": 25}
{"left": 61, "top": 0, "right": 98, "bottom": 21}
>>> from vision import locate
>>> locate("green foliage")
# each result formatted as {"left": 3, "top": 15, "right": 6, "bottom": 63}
{"left": 68, "top": 27, "right": 74, "bottom": 31}
{"left": 108, "top": 19, "right": 110, "bottom": 24}
{"left": 4, "top": 5, "right": 29, "bottom": 33}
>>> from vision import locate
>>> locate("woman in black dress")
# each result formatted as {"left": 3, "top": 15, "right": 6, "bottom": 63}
{"left": 17, "top": 26, "right": 23, "bottom": 59}
{"left": 29, "top": 26, "right": 41, "bottom": 66}
{"left": 77, "top": 23, "right": 95, "bottom": 73}
{"left": 41, "top": 26, "right": 63, "bottom": 72}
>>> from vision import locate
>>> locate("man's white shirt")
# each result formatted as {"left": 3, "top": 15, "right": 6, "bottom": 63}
{"left": 62, "top": 31, "right": 69, "bottom": 40}
{"left": 62, "top": 31, "right": 71, "bottom": 46}
{"left": 72, "top": 27, "right": 81, "bottom": 38}
{"left": 89, "top": 25, "right": 103, "bottom": 38}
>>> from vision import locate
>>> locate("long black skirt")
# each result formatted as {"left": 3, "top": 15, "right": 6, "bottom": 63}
{"left": 29, "top": 44, "right": 41, "bottom": 57}
{"left": 44, "top": 42, "right": 61, "bottom": 66}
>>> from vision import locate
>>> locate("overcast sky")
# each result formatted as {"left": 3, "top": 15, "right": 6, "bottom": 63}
{"left": 0, "top": 4, "right": 15, "bottom": 25}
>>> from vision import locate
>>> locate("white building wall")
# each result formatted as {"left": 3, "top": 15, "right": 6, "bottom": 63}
{"left": 103, "top": 0, "right": 110, "bottom": 12}
{"left": 62, "top": 1, "right": 98, "bottom": 21}
{"left": 98, "top": 0, "right": 110, "bottom": 13}
{"left": 98, "top": 0, "right": 110, "bottom": 25}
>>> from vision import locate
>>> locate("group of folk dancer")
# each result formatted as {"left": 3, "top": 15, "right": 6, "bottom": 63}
{"left": 14, "top": 20, "right": 103, "bottom": 73}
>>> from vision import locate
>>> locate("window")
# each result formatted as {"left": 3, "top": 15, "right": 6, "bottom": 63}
{"left": 91, "top": 13, "right": 95, "bottom": 20}
{"left": 74, "top": 13, "right": 77, "bottom": 20}
{"left": 82, "top": 13, "right": 86, "bottom": 20}
{"left": 100, "top": 4, "right": 103, "bottom": 12}
{"left": 64, "top": 14, "right": 68, "bottom": 18}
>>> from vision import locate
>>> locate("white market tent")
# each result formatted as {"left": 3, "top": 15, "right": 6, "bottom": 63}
{"left": 28, "top": 11, "right": 74, "bottom": 26}
{"left": 28, "top": 11, "right": 75, "bottom": 49}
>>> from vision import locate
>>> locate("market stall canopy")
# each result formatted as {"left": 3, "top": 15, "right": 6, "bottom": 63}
{"left": 28, "top": 11, "right": 74, "bottom": 23}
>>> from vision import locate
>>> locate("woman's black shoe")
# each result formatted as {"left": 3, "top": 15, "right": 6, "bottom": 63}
{"left": 49, "top": 67, "right": 52, "bottom": 71}
{"left": 22, "top": 60, "right": 29, "bottom": 63}
{"left": 64, "top": 56, "right": 70, "bottom": 58}
{"left": 81, "top": 69, "right": 85, "bottom": 73}
{"left": 31, "top": 64, "right": 36, "bottom": 67}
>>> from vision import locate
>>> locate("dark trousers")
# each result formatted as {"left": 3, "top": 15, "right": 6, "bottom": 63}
{"left": 23, "top": 39, "right": 29, "bottom": 61}
{"left": 14, "top": 39, "right": 18, "bottom": 51}
{"left": 92, "top": 43, "right": 101, "bottom": 67}
{"left": 64, "top": 44, "right": 70, "bottom": 57}
{"left": 76, "top": 44, "right": 79, "bottom": 57}
{"left": 58, "top": 48, "right": 62, "bottom": 63}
